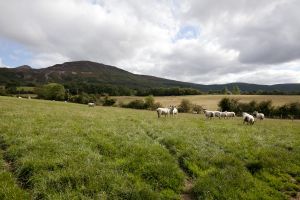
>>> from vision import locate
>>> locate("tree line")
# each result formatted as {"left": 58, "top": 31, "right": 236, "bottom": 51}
{"left": 2, "top": 82, "right": 300, "bottom": 96}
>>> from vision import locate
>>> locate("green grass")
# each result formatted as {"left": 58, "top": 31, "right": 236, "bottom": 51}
{"left": 0, "top": 96, "right": 300, "bottom": 199}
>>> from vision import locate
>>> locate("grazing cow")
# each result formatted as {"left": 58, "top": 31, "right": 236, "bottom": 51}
{"left": 243, "top": 112, "right": 255, "bottom": 125}
{"left": 214, "top": 111, "right": 221, "bottom": 119}
{"left": 88, "top": 102, "right": 95, "bottom": 107}
{"left": 220, "top": 111, "right": 228, "bottom": 119}
{"left": 170, "top": 105, "right": 178, "bottom": 117}
{"left": 227, "top": 112, "right": 236, "bottom": 118}
{"left": 204, "top": 110, "right": 215, "bottom": 119}
{"left": 157, "top": 107, "right": 170, "bottom": 118}
{"left": 253, "top": 111, "right": 264, "bottom": 120}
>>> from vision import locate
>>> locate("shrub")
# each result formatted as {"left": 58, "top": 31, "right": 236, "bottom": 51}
{"left": 178, "top": 99, "right": 192, "bottom": 113}
{"left": 218, "top": 98, "right": 239, "bottom": 112}
{"left": 69, "top": 93, "right": 95, "bottom": 104}
{"left": 192, "top": 104, "right": 204, "bottom": 114}
{"left": 122, "top": 97, "right": 162, "bottom": 110}
{"left": 124, "top": 100, "right": 146, "bottom": 109}
{"left": 102, "top": 96, "right": 116, "bottom": 106}
{"left": 144, "top": 95, "right": 155, "bottom": 110}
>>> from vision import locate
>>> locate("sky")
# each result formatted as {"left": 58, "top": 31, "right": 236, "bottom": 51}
{"left": 0, "top": 0, "right": 300, "bottom": 84}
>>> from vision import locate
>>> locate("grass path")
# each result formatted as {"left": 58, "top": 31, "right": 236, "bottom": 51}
{"left": 143, "top": 123, "right": 195, "bottom": 199}
{"left": 0, "top": 135, "right": 30, "bottom": 199}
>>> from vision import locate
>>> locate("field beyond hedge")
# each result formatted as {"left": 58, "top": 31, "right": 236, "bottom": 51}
{"left": 115, "top": 95, "right": 300, "bottom": 110}
{"left": 0, "top": 96, "right": 300, "bottom": 200}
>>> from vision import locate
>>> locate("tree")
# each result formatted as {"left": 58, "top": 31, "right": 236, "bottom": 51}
{"left": 0, "top": 85, "right": 6, "bottom": 96}
{"left": 222, "top": 87, "right": 231, "bottom": 95}
{"left": 37, "top": 83, "right": 66, "bottom": 100}
{"left": 232, "top": 85, "right": 240, "bottom": 95}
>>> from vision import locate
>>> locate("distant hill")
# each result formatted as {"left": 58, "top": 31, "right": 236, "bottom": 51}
{"left": 1, "top": 60, "right": 300, "bottom": 92}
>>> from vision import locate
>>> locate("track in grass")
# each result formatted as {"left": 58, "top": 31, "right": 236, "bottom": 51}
{"left": 0, "top": 135, "right": 30, "bottom": 199}
{"left": 144, "top": 124, "right": 195, "bottom": 199}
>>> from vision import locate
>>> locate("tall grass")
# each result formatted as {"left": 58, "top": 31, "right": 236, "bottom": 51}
{"left": 0, "top": 96, "right": 299, "bottom": 199}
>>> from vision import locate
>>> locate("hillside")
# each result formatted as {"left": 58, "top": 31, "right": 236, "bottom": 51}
{"left": 1, "top": 61, "right": 300, "bottom": 92}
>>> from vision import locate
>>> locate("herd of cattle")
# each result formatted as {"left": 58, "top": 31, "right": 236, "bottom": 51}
{"left": 156, "top": 105, "right": 265, "bottom": 125}
{"left": 87, "top": 102, "right": 264, "bottom": 125}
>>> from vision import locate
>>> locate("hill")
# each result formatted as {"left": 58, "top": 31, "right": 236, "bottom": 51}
{"left": 1, "top": 61, "right": 300, "bottom": 92}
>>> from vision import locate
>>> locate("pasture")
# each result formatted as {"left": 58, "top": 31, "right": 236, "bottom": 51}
{"left": 115, "top": 95, "right": 300, "bottom": 110}
{"left": 0, "top": 96, "right": 300, "bottom": 199}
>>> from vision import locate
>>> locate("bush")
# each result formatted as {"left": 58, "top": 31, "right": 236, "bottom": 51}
{"left": 102, "top": 96, "right": 116, "bottom": 106}
{"left": 192, "top": 104, "right": 204, "bottom": 114}
{"left": 122, "top": 97, "right": 162, "bottom": 110}
{"left": 144, "top": 95, "right": 155, "bottom": 110}
{"left": 69, "top": 93, "right": 96, "bottom": 104}
{"left": 124, "top": 100, "right": 146, "bottom": 109}
{"left": 178, "top": 99, "right": 192, "bottom": 113}
{"left": 218, "top": 98, "right": 239, "bottom": 112}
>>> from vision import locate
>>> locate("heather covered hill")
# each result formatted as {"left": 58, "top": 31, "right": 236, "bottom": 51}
{"left": 1, "top": 61, "right": 300, "bottom": 93}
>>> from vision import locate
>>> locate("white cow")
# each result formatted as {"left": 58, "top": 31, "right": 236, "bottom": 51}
{"left": 220, "top": 111, "right": 228, "bottom": 119}
{"left": 157, "top": 107, "right": 170, "bottom": 118}
{"left": 204, "top": 110, "right": 215, "bottom": 119}
{"left": 88, "top": 102, "right": 95, "bottom": 107}
{"left": 170, "top": 106, "right": 178, "bottom": 117}
{"left": 214, "top": 111, "right": 221, "bottom": 119}
{"left": 243, "top": 112, "right": 255, "bottom": 125}
{"left": 227, "top": 112, "right": 236, "bottom": 118}
{"left": 253, "top": 111, "right": 264, "bottom": 120}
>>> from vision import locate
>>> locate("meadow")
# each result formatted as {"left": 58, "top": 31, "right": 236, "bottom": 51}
{"left": 115, "top": 95, "right": 300, "bottom": 110}
{"left": 0, "top": 96, "right": 300, "bottom": 199}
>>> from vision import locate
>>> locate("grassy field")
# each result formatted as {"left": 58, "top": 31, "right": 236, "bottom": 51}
{"left": 115, "top": 95, "right": 300, "bottom": 110}
{"left": 0, "top": 96, "right": 300, "bottom": 200}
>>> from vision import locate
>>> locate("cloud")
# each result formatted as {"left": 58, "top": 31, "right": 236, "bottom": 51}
{"left": 0, "top": 0, "right": 299, "bottom": 84}
{"left": 0, "top": 58, "right": 4, "bottom": 67}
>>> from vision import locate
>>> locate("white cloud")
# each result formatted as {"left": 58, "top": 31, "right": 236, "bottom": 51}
{"left": 0, "top": 58, "right": 4, "bottom": 67}
{"left": 0, "top": 0, "right": 299, "bottom": 84}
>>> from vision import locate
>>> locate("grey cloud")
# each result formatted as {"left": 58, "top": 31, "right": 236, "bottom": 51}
{"left": 183, "top": 0, "right": 300, "bottom": 65}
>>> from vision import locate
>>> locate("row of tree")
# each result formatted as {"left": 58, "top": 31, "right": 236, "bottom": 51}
{"left": 2, "top": 82, "right": 300, "bottom": 96}
{"left": 218, "top": 97, "right": 300, "bottom": 119}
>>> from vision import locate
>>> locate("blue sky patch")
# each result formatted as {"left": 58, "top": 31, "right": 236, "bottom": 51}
{"left": 0, "top": 37, "right": 33, "bottom": 67}
{"left": 173, "top": 25, "right": 199, "bottom": 41}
